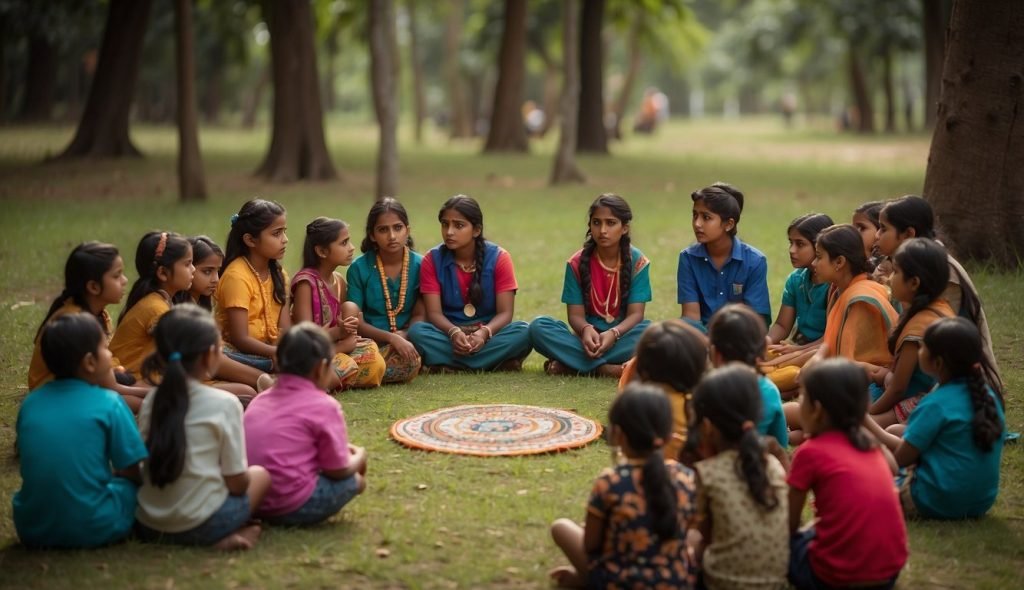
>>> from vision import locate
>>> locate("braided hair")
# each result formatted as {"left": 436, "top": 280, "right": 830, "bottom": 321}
{"left": 801, "top": 358, "right": 875, "bottom": 451}
{"left": 119, "top": 231, "right": 191, "bottom": 324}
{"left": 887, "top": 238, "right": 950, "bottom": 354}
{"left": 438, "top": 195, "right": 486, "bottom": 307}
{"left": 223, "top": 198, "right": 287, "bottom": 305}
{"left": 579, "top": 194, "right": 634, "bottom": 319}
{"left": 302, "top": 217, "right": 347, "bottom": 269}
{"left": 37, "top": 242, "right": 121, "bottom": 339}
{"left": 922, "top": 317, "right": 1004, "bottom": 452}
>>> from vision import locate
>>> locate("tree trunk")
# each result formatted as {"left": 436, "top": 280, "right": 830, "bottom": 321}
{"left": 242, "top": 65, "right": 269, "bottom": 129}
{"left": 407, "top": 0, "right": 426, "bottom": 144}
{"left": 550, "top": 0, "right": 585, "bottom": 185}
{"left": 18, "top": 35, "right": 57, "bottom": 122}
{"left": 923, "top": 0, "right": 1024, "bottom": 268}
{"left": 255, "top": 0, "right": 337, "bottom": 182}
{"left": 444, "top": 0, "right": 474, "bottom": 138}
{"left": 57, "top": 0, "right": 152, "bottom": 159}
{"left": 848, "top": 46, "right": 874, "bottom": 134}
{"left": 370, "top": 0, "right": 399, "bottom": 199}
{"left": 577, "top": 0, "right": 607, "bottom": 153}
{"left": 538, "top": 62, "right": 560, "bottom": 137}
{"left": 484, "top": 0, "right": 528, "bottom": 153}
{"left": 324, "top": 25, "right": 339, "bottom": 112}
{"left": 202, "top": 42, "right": 225, "bottom": 124}
{"left": 882, "top": 47, "right": 896, "bottom": 133}
{"left": 610, "top": 16, "right": 643, "bottom": 140}
{"left": 174, "top": 0, "right": 207, "bottom": 201}
{"left": 923, "top": 0, "right": 950, "bottom": 128}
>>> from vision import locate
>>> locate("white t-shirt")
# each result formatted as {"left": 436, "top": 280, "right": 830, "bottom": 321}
{"left": 136, "top": 381, "right": 247, "bottom": 532}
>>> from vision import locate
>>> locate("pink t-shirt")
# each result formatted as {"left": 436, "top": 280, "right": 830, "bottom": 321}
{"left": 788, "top": 431, "right": 908, "bottom": 586}
{"left": 419, "top": 248, "right": 518, "bottom": 297}
{"left": 243, "top": 374, "right": 350, "bottom": 516}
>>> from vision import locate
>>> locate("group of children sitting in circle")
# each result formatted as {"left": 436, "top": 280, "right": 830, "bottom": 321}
{"left": 12, "top": 185, "right": 1007, "bottom": 589}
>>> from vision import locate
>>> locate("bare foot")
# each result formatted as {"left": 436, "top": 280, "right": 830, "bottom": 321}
{"left": 548, "top": 565, "right": 583, "bottom": 588}
{"left": 595, "top": 363, "right": 624, "bottom": 379}
{"left": 213, "top": 524, "right": 261, "bottom": 551}
{"left": 256, "top": 373, "right": 275, "bottom": 393}
{"left": 543, "top": 360, "right": 574, "bottom": 376}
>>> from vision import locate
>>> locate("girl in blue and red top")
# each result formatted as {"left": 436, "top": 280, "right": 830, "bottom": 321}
{"left": 530, "top": 194, "right": 651, "bottom": 378}
{"left": 407, "top": 195, "right": 532, "bottom": 371}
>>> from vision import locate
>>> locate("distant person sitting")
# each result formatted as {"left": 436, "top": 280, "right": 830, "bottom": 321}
{"left": 633, "top": 88, "right": 660, "bottom": 134}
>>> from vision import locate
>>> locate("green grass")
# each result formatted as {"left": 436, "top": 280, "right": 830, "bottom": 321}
{"left": 0, "top": 117, "right": 1020, "bottom": 589}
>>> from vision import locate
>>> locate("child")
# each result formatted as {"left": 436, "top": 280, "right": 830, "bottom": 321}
{"left": 708, "top": 304, "right": 788, "bottom": 447}
{"left": 346, "top": 197, "right": 424, "bottom": 384}
{"left": 628, "top": 320, "right": 708, "bottom": 461}
{"left": 292, "top": 217, "right": 386, "bottom": 390}
{"left": 763, "top": 213, "right": 833, "bottom": 395}
{"left": 549, "top": 384, "right": 696, "bottom": 588}
{"left": 689, "top": 365, "right": 789, "bottom": 590}
{"left": 14, "top": 313, "right": 148, "bottom": 548}
{"left": 874, "top": 195, "right": 1001, "bottom": 390}
{"left": 530, "top": 194, "right": 652, "bottom": 378}
{"left": 27, "top": 242, "right": 149, "bottom": 410}
{"left": 677, "top": 182, "right": 770, "bottom": 329}
{"left": 135, "top": 304, "right": 271, "bottom": 550}
{"left": 110, "top": 231, "right": 194, "bottom": 380}
{"left": 868, "top": 238, "right": 954, "bottom": 425}
{"left": 852, "top": 200, "right": 884, "bottom": 266}
{"left": 244, "top": 323, "right": 368, "bottom": 525}
{"left": 868, "top": 317, "right": 1005, "bottom": 520}
{"left": 788, "top": 359, "right": 908, "bottom": 590}
{"left": 215, "top": 198, "right": 291, "bottom": 372}
{"left": 176, "top": 235, "right": 274, "bottom": 395}
{"left": 408, "top": 195, "right": 532, "bottom": 371}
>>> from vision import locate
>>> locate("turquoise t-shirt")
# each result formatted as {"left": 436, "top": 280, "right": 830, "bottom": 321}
{"left": 13, "top": 378, "right": 147, "bottom": 548}
{"left": 903, "top": 379, "right": 1005, "bottom": 519}
{"left": 347, "top": 249, "right": 423, "bottom": 333}
{"left": 780, "top": 268, "right": 828, "bottom": 342}
{"left": 757, "top": 375, "right": 789, "bottom": 447}
{"left": 561, "top": 245, "right": 652, "bottom": 332}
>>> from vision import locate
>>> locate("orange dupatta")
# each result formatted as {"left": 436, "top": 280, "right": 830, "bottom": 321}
{"left": 823, "top": 274, "right": 898, "bottom": 367}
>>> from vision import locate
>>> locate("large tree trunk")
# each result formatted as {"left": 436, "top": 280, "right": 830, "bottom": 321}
{"left": 550, "top": 0, "right": 585, "bottom": 185}
{"left": 444, "top": 0, "right": 474, "bottom": 138}
{"left": 923, "top": 0, "right": 1024, "bottom": 268}
{"left": 202, "top": 42, "right": 225, "bottom": 124}
{"left": 174, "top": 0, "right": 207, "bottom": 201}
{"left": 255, "top": 0, "right": 337, "bottom": 182}
{"left": 923, "top": 0, "right": 950, "bottom": 128}
{"left": 484, "top": 0, "right": 528, "bottom": 153}
{"left": 370, "top": 0, "right": 399, "bottom": 199}
{"left": 57, "top": 0, "right": 152, "bottom": 159}
{"left": 323, "top": 24, "right": 339, "bottom": 112}
{"left": 18, "top": 35, "right": 57, "bottom": 122}
{"left": 882, "top": 47, "right": 896, "bottom": 133}
{"left": 848, "top": 46, "right": 874, "bottom": 134}
{"left": 241, "top": 65, "right": 269, "bottom": 129}
{"left": 577, "top": 0, "right": 607, "bottom": 153}
{"left": 407, "top": 0, "right": 426, "bottom": 144}
{"left": 610, "top": 16, "right": 643, "bottom": 140}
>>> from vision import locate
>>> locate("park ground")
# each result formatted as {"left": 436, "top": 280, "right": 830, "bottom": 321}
{"left": 0, "top": 117, "right": 1020, "bottom": 589}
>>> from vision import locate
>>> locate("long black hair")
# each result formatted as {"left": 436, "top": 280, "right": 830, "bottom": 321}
{"left": 119, "top": 231, "right": 191, "bottom": 324}
{"left": 887, "top": 238, "right": 950, "bottom": 354}
{"left": 579, "top": 194, "right": 634, "bottom": 320}
{"left": 692, "top": 182, "right": 744, "bottom": 236}
{"left": 788, "top": 213, "right": 834, "bottom": 244}
{"left": 40, "top": 312, "right": 106, "bottom": 379}
{"left": 691, "top": 364, "right": 779, "bottom": 510}
{"left": 800, "top": 358, "right": 874, "bottom": 451}
{"left": 37, "top": 242, "right": 120, "bottom": 339}
{"left": 140, "top": 304, "right": 221, "bottom": 488}
{"left": 854, "top": 201, "right": 884, "bottom": 228}
{"left": 635, "top": 320, "right": 708, "bottom": 393}
{"left": 361, "top": 197, "right": 415, "bottom": 253}
{"left": 609, "top": 384, "right": 680, "bottom": 540}
{"left": 172, "top": 236, "right": 223, "bottom": 310}
{"left": 816, "top": 224, "right": 871, "bottom": 276}
{"left": 708, "top": 304, "right": 766, "bottom": 367}
{"left": 277, "top": 322, "right": 335, "bottom": 378}
{"left": 223, "top": 198, "right": 287, "bottom": 305}
{"left": 302, "top": 217, "right": 347, "bottom": 269}
{"left": 923, "top": 317, "right": 1004, "bottom": 451}
{"left": 439, "top": 195, "right": 486, "bottom": 307}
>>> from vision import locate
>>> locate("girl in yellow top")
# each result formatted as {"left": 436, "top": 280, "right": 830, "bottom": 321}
{"left": 215, "top": 199, "right": 291, "bottom": 372}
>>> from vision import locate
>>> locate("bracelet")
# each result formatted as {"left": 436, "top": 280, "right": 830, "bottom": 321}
{"left": 480, "top": 325, "right": 493, "bottom": 340}
{"left": 580, "top": 323, "right": 594, "bottom": 337}
{"left": 610, "top": 327, "right": 622, "bottom": 341}
{"left": 447, "top": 326, "right": 462, "bottom": 340}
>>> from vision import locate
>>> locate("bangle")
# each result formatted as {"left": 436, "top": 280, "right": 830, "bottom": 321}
{"left": 480, "top": 325, "right": 493, "bottom": 340}
{"left": 580, "top": 324, "right": 594, "bottom": 336}
{"left": 447, "top": 326, "right": 461, "bottom": 340}
{"left": 610, "top": 327, "right": 622, "bottom": 341}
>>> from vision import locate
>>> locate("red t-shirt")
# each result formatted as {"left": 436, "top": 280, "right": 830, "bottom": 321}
{"left": 419, "top": 248, "right": 518, "bottom": 299}
{"left": 788, "top": 431, "right": 908, "bottom": 586}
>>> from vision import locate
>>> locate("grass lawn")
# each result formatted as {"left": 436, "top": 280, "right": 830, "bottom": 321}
{"left": 0, "top": 117, "right": 1020, "bottom": 589}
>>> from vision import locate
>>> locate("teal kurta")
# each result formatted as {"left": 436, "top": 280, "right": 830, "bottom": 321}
{"left": 347, "top": 249, "right": 423, "bottom": 332}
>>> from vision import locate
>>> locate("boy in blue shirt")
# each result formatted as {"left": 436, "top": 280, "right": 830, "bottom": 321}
{"left": 14, "top": 313, "right": 147, "bottom": 548}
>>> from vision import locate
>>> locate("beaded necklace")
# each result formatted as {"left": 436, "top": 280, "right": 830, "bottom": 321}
{"left": 375, "top": 247, "right": 410, "bottom": 333}
{"left": 242, "top": 255, "right": 274, "bottom": 343}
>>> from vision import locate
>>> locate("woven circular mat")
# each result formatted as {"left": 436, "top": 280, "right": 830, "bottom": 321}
{"left": 390, "top": 404, "right": 603, "bottom": 457}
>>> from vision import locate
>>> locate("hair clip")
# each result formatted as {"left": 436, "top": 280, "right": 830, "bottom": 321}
{"left": 230, "top": 213, "right": 240, "bottom": 227}
{"left": 168, "top": 351, "right": 182, "bottom": 362}
{"left": 154, "top": 232, "right": 168, "bottom": 262}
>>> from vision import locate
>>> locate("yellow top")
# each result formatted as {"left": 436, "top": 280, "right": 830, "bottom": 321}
{"left": 214, "top": 257, "right": 288, "bottom": 347}
{"left": 109, "top": 292, "right": 171, "bottom": 380}
{"left": 27, "top": 299, "right": 118, "bottom": 391}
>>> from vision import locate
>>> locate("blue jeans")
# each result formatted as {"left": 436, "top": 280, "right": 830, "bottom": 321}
{"left": 262, "top": 475, "right": 360, "bottom": 527}
{"left": 789, "top": 528, "right": 898, "bottom": 590}
{"left": 136, "top": 494, "right": 251, "bottom": 546}
{"left": 223, "top": 346, "right": 274, "bottom": 372}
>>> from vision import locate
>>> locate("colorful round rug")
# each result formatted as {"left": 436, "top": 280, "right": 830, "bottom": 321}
{"left": 390, "top": 404, "right": 603, "bottom": 457}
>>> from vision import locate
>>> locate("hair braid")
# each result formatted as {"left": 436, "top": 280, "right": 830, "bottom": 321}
{"left": 968, "top": 367, "right": 1002, "bottom": 452}
{"left": 468, "top": 234, "right": 486, "bottom": 306}
{"left": 617, "top": 233, "right": 633, "bottom": 320}
{"left": 641, "top": 448, "right": 679, "bottom": 539}
{"left": 736, "top": 428, "right": 778, "bottom": 510}
{"left": 579, "top": 233, "right": 596, "bottom": 314}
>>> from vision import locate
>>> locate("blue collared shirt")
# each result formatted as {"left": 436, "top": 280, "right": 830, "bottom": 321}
{"left": 676, "top": 236, "right": 771, "bottom": 325}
